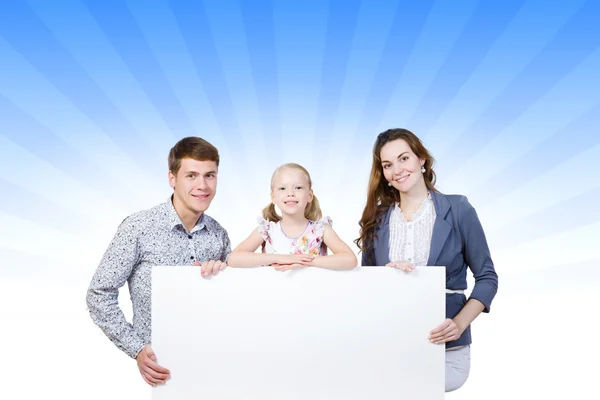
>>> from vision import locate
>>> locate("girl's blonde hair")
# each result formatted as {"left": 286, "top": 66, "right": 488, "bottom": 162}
{"left": 262, "top": 163, "right": 322, "bottom": 222}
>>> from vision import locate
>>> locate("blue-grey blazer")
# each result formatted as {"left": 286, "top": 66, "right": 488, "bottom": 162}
{"left": 361, "top": 191, "right": 498, "bottom": 348}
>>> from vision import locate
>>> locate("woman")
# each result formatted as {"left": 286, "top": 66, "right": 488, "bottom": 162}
{"left": 356, "top": 128, "right": 498, "bottom": 392}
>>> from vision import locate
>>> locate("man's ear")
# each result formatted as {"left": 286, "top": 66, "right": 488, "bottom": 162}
{"left": 168, "top": 170, "right": 176, "bottom": 189}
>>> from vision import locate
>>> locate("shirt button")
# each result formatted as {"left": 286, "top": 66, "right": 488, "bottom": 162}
{"left": 190, "top": 256, "right": 194, "bottom": 260}
{"left": 408, "top": 225, "right": 412, "bottom": 229}
{"left": 188, "top": 235, "right": 192, "bottom": 239}
{"left": 407, "top": 242, "right": 411, "bottom": 245}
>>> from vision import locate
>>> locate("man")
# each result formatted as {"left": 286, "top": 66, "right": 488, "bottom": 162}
{"left": 86, "top": 137, "right": 230, "bottom": 386}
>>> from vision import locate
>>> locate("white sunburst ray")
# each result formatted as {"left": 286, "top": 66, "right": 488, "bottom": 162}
{"left": 318, "top": 89, "right": 368, "bottom": 195}
{"left": 444, "top": 48, "right": 600, "bottom": 195}
{"left": 328, "top": 140, "right": 380, "bottom": 259}
{"left": 0, "top": 248, "right": 105, "bottom": 291}
{"left": 0, "top": 209, "right": 107, "bottom": 274}
{"left": 310, "top": 103, "right": 345, "bottom": 176}
{"left": 202, "top": 1, "right": 275, "bottom": 195}
{"left": 170, "top": 96, "right": 264, "bottom": 233}
{"left": 144, "top": 75, "right": 246, "bottom": 213}
{"left": 260, "top": 9, "right": 302, "bottom": 159}
{"left": 271, "top": 3, "right": 327, "bottom": 166}
{"left": 317, "top": 1, "right": 397, "bottom": 155}
{"left": 223, "top": 22, "right": 283, "bottom": 174}
{"left": 233, "top": 94, "right": 277, "bottom": 180}
{"left": 337, "top": 109, "right": 375, "bottom": 167}
{"left": 276, "top": 89, "right": 325, "bottom": 169}
{"left": 377, "top": 0, "right": 479, "bottom": 127}
{"left": 324, "top": 120, "right": 371, "bottom": 255}
{"left": 28, "top": 0, "right": 178, "bottom": 160}
{"left": 233, "top": 2, "right": 283, "bottom": 139}
{"left": 320, "top": 36, "right": 388, "bottom": 161}
{"left": 163, "top": 24, "right": 272, "bottom": 241}
{"left": 491, "top": 219, "right": 600, "bottom": 277}
{"left": 126, "top": 0, "right": 229, "bottom": 144}
{"left": 318, "top": 49, "right": 386, "bottom": 206}
{"left": 421, "top": 0, "right": 588, "bottom": 157}
{"left": 332, "top": 179, "right": 368, "bottom": 256}
{"left": 319, "top": 0, "right": 418, "bottom": 191}
{"left": 495, "top": 257, "right": 600, "bottom": 300}
{"left": 307, "top": 9, "right": 358, "bottom": 171}
{"left": 132, "top": 83, "right": 255, "bottom": 239}
{"left": 0, "top": 39, "right": 159, "bottom": 208}
{"left": 307, "top": 0, "right": 393, "bottom": 174}
{"left": 131, "top": 1, "right": 263, "bottom": 213}
{"left": 183, "top": 86, "right": 268, "bottom": 235}
{"left": 255, "top": 4, "right": 292, "bottom": 165}
{"left": 221, "top": 156, "right": 273, "bottom": 249}
{"left": 210, "top": 121, "right": 272, "bottom": 246}
{"left": 183, "top": 115, "right": 254, "bottom": 226}
{"left": 127, "top": 0, "right": 269, "bottom": 181}
{"left": 219, "top": 68, "right": 275, "bottom": 196}
{"left": 476, "top": 137, "right": 600, "bottom": 234}
{"left": 0, "top": 135, "right": 136, "bottom": 230}
{"left": 316, "top": 112, "right": 350, "bottom": 186}
{"left": 235, "top": 108, "right": 270, "bottom": 188}
{"left": 473, "top": 149, "right": 600, "bottom": 278}
{"left": 309, "top": 139, "right": 353, "bottom": 234}
{"left": 274, "top": 120, "right": 312, "bottom": 180}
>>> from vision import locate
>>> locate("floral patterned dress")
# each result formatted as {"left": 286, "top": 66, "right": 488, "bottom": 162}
{"left": 257, "top": 216, "right": 332, "bottom": 256}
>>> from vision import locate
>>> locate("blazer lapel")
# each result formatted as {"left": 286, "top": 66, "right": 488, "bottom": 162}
{"left": 427, "top": 192, "right": 452, "bottom": 266}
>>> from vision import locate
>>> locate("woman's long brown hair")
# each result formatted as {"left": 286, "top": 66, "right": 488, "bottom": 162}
{"left": 355, "top": 129, "right": 437, "bottom": 257}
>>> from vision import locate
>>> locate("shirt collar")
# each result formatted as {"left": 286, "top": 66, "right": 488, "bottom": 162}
{"left": 166, "top": 196, "right": 208, "bottom": 234}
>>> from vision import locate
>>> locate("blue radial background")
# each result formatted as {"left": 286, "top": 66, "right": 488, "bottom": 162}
{"left": 1, "top": 1, "right": 599, "bottom": 399}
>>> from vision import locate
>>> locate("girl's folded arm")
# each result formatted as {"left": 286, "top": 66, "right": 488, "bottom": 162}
{"left": 310, "top": 225, "right": 357, "bottom": 270}
{"left": 227, "top": 229, "right": 275, "bottom": 267}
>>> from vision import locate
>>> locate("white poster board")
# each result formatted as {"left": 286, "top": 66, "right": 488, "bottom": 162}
{"left": 152, "top": 266, "right": 445, "bottom": 399}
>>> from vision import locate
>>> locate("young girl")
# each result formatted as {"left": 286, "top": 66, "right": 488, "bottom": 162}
{"left": 228, "top": 163, "right": 357, "bottom": 270}
{"left": 356, "top": 128, "right": 498, "bottom": 392}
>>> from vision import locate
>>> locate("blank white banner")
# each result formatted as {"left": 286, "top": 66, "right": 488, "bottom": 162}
{"left": 152, "top": 266, "right": 445, "bottom": 399}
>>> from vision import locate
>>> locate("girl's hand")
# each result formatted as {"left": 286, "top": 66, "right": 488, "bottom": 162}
{"left": 273, "top": 254, "right": 314, "bottom": 266}
{"left": 386, "top": 261, "right": 415, "bottom": 272}
{"left": 429, "top": 318, "right": 464, "bottom": 344}
{"left": 273, "top": 263, "right": 307, "bottom": 272}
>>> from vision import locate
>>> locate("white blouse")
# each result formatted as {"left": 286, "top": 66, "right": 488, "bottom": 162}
{"left": 388, "top": 193, "right": 436, "bottom": 266}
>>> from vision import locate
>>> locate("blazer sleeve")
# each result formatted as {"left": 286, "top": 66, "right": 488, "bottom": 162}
{"left": 458, "top": 198, "right": 498, "bottom": 312}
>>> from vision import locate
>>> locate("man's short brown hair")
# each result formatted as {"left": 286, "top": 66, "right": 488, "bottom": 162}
{"left": 168, "top": 137, "right": 220, "bottom": 174}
